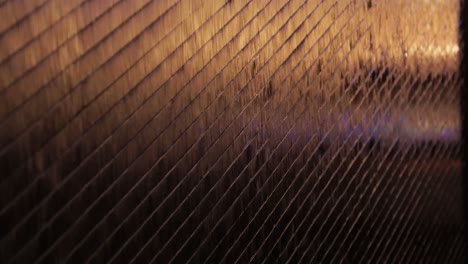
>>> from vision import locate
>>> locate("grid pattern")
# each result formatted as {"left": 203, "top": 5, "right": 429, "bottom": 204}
{"left": 0, "top": 0, "right": 464, "bottom": 263}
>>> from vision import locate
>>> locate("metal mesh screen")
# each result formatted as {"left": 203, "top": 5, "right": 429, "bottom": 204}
{"left": 0, "top": 0, "right": 464, "bottom": 263}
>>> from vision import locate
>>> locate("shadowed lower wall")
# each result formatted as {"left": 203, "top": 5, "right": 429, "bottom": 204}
{"left": 0, "top": 0, "right": 464, "bottom": 263}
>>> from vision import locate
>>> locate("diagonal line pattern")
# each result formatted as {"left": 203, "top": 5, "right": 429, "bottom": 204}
{"left": 0, "top": 0, "right": 463, "bottom": 263}
{"left": 314, "top": 44, "right": 460, "bottom": 264}
{"left": 4, "top": 1, "right": 260, "bottom": 262}
{"left": 356, "top": 62, "right": 458, "bottom": 264}
{"left": 380, "top": 84, "right": 464, "bottom": 261}
{"left": 331, "top": 74, "right": 460, "bottom": 264}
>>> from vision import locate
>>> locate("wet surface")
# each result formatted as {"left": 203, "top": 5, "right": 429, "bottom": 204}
{"left": 0, "top": 0, "right": 464, "bottom": 263}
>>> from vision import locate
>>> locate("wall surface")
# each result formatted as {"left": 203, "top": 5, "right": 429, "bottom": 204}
{"left": 0, "top": 0, "right": 464, "bottom": 263}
